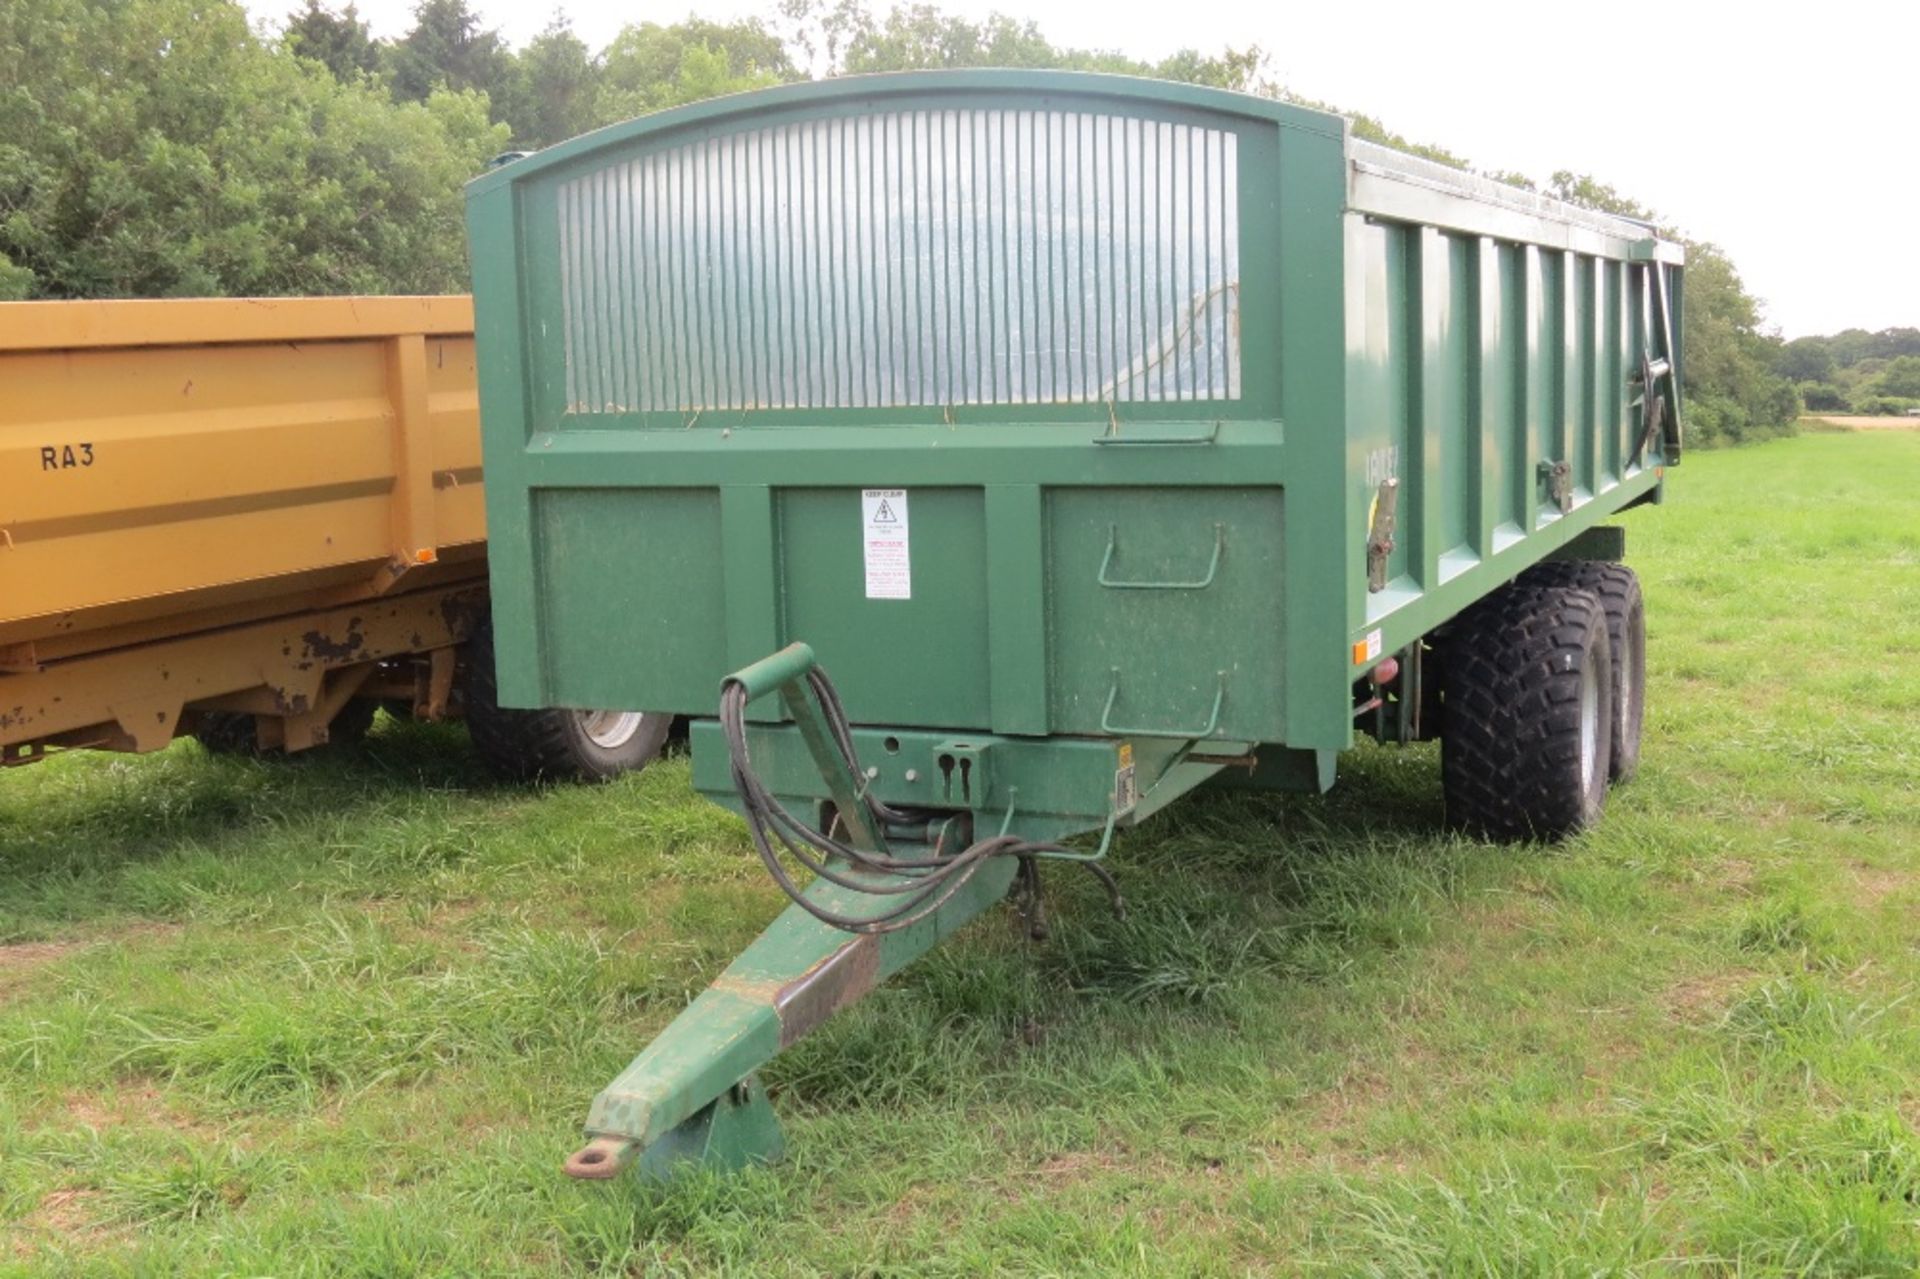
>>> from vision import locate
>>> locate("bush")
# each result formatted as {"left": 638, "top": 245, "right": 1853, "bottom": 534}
{"left": 0, "top": 0, "right": 508, "bottom": 298}
{"left": 1797, "top": 383, "right": 1848, "bottom": 412}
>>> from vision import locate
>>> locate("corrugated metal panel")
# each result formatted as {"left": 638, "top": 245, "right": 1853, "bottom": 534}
{"left": 555, "top": 109, "right": 1241, "bottom": 414}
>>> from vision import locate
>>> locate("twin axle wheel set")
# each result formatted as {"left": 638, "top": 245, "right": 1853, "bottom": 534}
{"left": 1441, "top": 560, "right": 1648, "bottom": 841}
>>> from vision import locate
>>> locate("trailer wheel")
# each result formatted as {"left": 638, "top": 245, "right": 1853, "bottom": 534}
{"left": 1440, "top": 583, "right": 1614, "bottom": 841}
{"left": 461, "top": 621, "right": 670, "bottom": 783}
{"left": 1519, "top": 561, "right": 1645, "bottom": 782}
{"left": 191, "top": 698, "right": 376, "bottom": 757}
{"left": 325, "top": 697, "right": 378, "bottom": 747}
{"left": 191, "top": 711, "right": 262, "bottom": 756}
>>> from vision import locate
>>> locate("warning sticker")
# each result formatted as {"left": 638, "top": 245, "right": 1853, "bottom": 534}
{"left": 861, "top": 489, "right": 910, "bottom": 599}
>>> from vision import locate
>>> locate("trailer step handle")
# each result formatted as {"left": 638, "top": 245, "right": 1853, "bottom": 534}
{"left": 1098, "top": 523, "right": 1225, "bottom": 590}
{"left": 1100, "top": 669, "right": 1227, "bottom": 739}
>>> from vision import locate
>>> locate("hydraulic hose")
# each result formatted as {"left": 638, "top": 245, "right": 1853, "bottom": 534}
{"left": 720, "top": 667, "right": 1069, "bottom": 935}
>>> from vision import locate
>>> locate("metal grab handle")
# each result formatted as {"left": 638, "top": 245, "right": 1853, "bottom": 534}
{"left": 1629, "top": 262, "right": 1684, "bottom": 468}
{"left": 724, "top": 642, "right": 817, "bottom": 701}
{"left": 1091, "top": 419, "right": 1223, "bottom": 446}
{"left": 1629, "top": 353, "right": 1674, "bottom": 470}
{"left": 1098, "top": 522, "right": 1224, "bottom": 590}
{"left": 1099, "top": 669, "right": 1227, "bottom": 739}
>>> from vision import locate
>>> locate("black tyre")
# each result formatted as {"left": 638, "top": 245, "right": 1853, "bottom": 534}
{"left": 325, "top": 697, "right": 378, "bottom": 746}
{"left": 1440, "top": 582, "right": 1614, "bottom": 842}
{"left": 192, "top": 711, "right": 264, "bottom": 757}
{"left": 461, "top": 620, "right": 670, "bottom": 783}
{"left": 1519, "top": 561, "right": 1645, "bottom": 783}
{"left": 191, "top": 697, "right": 375, "bottom": 757}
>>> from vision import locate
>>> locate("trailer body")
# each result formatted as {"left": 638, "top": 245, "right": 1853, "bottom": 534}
{"left": 0, "top": 297, "right": 489, "bottom": 759}
{"left": 469, "top": 72, "right": 1681, "bottom": 828}
{"left": 464, "top": 71, "right": 1683, "bottom": 1176}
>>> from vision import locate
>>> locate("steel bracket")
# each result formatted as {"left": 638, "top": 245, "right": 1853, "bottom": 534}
{"left": 1538, "top": 459, "right": 1574, "bottom": 514}
{"left": 1366, "top": 477, "right": 1399, "bottom": 592}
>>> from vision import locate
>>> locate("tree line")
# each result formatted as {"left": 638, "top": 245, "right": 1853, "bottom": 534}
{"left": 1773, "top": 329, "right": 1920, "bottom": 415}
{"left": 0, "top": 0, "right": 1826, "bottom": 443}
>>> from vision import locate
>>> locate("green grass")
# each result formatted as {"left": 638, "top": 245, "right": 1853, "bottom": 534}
{"left": 2, "top": 431, "right": 1917, "bottom": 1276}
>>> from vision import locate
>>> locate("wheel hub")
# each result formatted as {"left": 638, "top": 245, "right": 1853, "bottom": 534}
{"left": 1578, "top": 661, "right": 1602, "bottom": 792}
{"left": 574, "top": 709, "right": 646, "bottom": 750}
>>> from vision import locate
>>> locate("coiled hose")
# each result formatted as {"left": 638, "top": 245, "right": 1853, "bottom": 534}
{"left": 722, "top": 665, "right": 1118, "bottom": 935}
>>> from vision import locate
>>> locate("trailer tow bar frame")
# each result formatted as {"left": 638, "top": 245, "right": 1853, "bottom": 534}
{"left": 562, "top": 643, "right": 1024, "bottom": 1180}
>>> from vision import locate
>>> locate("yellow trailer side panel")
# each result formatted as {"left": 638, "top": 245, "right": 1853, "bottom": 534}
{"left": 0, "top": 297, "right": 481, "bottom": 658}
{"left": 0, "top": 295, "right": 472, "bottom": 351}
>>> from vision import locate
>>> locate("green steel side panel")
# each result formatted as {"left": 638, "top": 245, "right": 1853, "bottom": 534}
{"left": 777, "top": 487, "right": 991, "bottom": 728}
{"left": 1343, "top": 210, "right": 1681, "bottom": 670}
{"left": 535, "top": 489, "right": 726, "bottom": 711}
{"left": 720, "top": 485, "right": 782, "bottom": 680}
{"left": 1273, "top": 118, "right": 1352, "bottom": 754}
{"left": 1426, "top": 231, "right": 1475, "bottom": 565}
{"left": 1044, "top": 487, "right": 1284, "bottom": 741}
{"left": 984, "top": 484, "right": 1048, "bottom": 735}
{"left": 1345, "top": 219, "right": 1411, "bottom": 588}
{"left": 468, "top": 186, "right": 544, "bottom": 712}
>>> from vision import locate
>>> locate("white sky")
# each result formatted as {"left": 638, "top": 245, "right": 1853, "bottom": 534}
{"left": 248, "top": 0, "right": 1917, "bottom": 338}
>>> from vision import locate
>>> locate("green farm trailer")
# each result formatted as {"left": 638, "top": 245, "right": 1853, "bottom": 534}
{"left": 465, "top": 70, "right": 1683, "bottom": 1179}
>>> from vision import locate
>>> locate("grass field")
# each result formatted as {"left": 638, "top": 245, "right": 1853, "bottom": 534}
{"left": 3, "top": 431, "right": 1917, "bottom": 1276}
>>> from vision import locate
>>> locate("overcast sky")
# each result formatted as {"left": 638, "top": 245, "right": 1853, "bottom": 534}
{"left": 250, "top": 0, "right": 1916, "bottom": 338}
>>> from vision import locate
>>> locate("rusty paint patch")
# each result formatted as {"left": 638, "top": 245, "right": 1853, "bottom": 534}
{"left": 436, "top": 590, "right": 487, "bottom": 642}
{"left": 772, "top": 935, "right": 880, "bottom": 1048}
{"left": 300, "top": 622, "right": 366, "bottom": 662}
{"left": 711, "top": 975, "right": 784, "bottom": 1001}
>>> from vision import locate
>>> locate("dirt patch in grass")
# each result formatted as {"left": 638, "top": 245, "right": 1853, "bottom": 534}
{"left": 0, "top": 924, "right": 182, "bottom": 1001}
{"left": 1018, "top": 1148, "right": 1138, "bottom": 1183}
{"left": 0, "top": 939, "right": 84, "bottom": 975}
{"left": 880, "top": 1179, "right": 950, "bottom": 1229}
{"left": 1, "top": 925, "right": 181, "bottom": 971}
{"left": 1809, "top": 415, "right": 1920, "bottom": 431}
{"left": 1712, "top": 859, "right": 1759, "bottom": 895}
{"left": 367, "top": 897, "right": 491, "bottom": 953}
{"left": 1664, "top": 969, "right": 1757, "bottom": 1024}
{"left": 10, "top": 1187, "right": 114, "bottom": 1258}
{"left": 32, "top": 1188, "right": 101, "bottom": 1234}
{"left": 59, "top": 1085, "right": 221, "bottom": 1142}
{"left": 0, "top": 939, "right": 88, "bottom": 1003}
{"left": 1302, "top": 1067, "right": 1398, "bottom": 1133}
{"left": 1849, "top": 863, "right": 1914, "bottom": 906}
{"left": 1283, "top": 1064, "right": 1434, "bottom": 1176}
